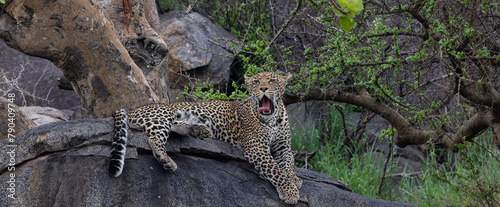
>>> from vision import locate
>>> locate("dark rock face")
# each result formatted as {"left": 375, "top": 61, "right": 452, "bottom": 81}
{"left": 0, "top": 119, "right": 413, "bottom": 207}
{"left": 0, "top": 40, "right": 81, "bottom": 110}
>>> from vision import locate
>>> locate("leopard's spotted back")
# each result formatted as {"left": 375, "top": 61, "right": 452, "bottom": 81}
{"left": 109, "top": 72, "right": 302, "bottom": 204}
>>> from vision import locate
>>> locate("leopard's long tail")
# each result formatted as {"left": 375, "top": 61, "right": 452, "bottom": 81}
{"left": 109, "top": 109, "right": 129, "bottom": 177}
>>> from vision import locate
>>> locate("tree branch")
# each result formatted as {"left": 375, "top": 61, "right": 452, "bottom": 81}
{"left": 459, "top": 86, "right": 496, "bottom": 107}
{"left": 284, "top": 88, "right": 494, "bottom": 150}
{"left": 363, "top": 31, "right": 427, "bottom": 39}
{"left": 405, "top": 0, "right": 430, "bottom": 39}
{"left": 284, "top": 89, "right": 432, "bottom": 147}
{"left": 440, "top": 110, "right": 490, "bottom": 150}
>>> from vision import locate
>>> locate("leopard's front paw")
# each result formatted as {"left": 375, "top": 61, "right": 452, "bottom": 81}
{"left": 278, "top": 182, "right": 299, "bottom": 204}
{"left": 291, "top": 175, "right": 303, "bottom": 189}
{"left": 190, "top": 124, "right": 213, "bottom": 140}
{"left": 162, "top": 161, "right": 177, "bottom": 172}
{"left": 156, "top": 154, "right": 177, "bottom": 172}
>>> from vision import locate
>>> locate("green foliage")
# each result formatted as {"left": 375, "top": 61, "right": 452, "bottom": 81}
{"left": 157, "top": 0, "right": 181, "bottom": 11}
{"left": 181, "top": 81, "right": 248, "bottom": 101}
{"left": 166, "top": 1, "right": 498, "bottom": 128}
{"left": 287, "top": 0, "right": 498, "bottom": 143}
{"left": 194, "top": 0, "right": 272, "bottom": 47}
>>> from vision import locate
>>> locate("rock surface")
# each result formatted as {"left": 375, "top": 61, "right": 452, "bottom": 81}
{"left": 159, "top": 11, "right": 237, "bottom": 90}
{"left": 0, "top": 40, "right": 82, "bottom": 110}
{"left": 0, "top": 119, "right": 413, "bottom": 206}
{"left": 0, "top": 98, "right": 35, "bottom": 140}
{"left": 18, "top": 106, "right": 73, "bottom": 126}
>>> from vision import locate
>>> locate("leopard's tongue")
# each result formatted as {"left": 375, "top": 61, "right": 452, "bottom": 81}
{"left": 259, "top": 97, "right": 272, "bottom": 114}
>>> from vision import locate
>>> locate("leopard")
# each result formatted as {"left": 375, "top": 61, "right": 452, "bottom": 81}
{"left": 108, "top": 72, "right": 302, "bottom": 204}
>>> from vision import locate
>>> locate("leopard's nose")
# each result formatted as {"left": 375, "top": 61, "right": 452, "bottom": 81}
{"left": 260, "top": 87, "right": 268, "bottom": 92}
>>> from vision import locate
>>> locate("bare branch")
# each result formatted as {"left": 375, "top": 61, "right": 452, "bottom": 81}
{"left": 364, "top": 31, "right": 427, "bottom": 39}
{"left": 206, "top": 38, "right": 236, "bottom": 54}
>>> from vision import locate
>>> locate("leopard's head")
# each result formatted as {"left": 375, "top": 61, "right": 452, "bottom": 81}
{"left": 245, "top": 72, "right": 291, "bottom": 119}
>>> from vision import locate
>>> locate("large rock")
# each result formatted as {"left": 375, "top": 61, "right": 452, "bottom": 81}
{"left": 0, "top": 119, "right": 413, "bottom": 206}
{"left": 159, "top": 11, "right": 237, "bottom": 90}
{"left": 18, "top": 106, "right": 73, "bottom": 126}
{"left": 0, "top": 40, "right": 82, "bottom": 110}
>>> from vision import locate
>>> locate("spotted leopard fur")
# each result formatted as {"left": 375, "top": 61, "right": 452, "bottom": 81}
{"left": 108, "top": 72, "right": 302, "bottom": 204}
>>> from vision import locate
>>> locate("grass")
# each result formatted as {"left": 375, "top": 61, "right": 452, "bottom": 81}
{"left": 291, "top": 105, "right": 500, "bottom": 206}
{"left": 291, "top": 106, "right": 387, "bottom": 198}
{"left": 394, "top": 137, "right": 500, "bottom": 207}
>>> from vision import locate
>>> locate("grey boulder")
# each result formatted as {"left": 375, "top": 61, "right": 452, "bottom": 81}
{"left": 0, "top": 118, "right": 413, "bottom": 207}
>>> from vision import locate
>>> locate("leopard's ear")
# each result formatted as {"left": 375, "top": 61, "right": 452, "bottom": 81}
{"left": 280, "top": 72, "right": 291, "bottom": 81}
{"left": 244, "top": 72, "right": 253, "bottom": 81}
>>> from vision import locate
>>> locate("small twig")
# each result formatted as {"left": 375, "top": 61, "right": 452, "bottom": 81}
{"left": 293, "top": 150, "right": 316, "bottom": 170}
{"left": 377, "top": 131, "right": 394, "bottom": 196}
{"left": 334, "top": 104, "right": 349, "bottom": 139}
{"left": 354, "top": 110, "right": 374, "bottom": 152}
{"left": 185, "top": 0, "right": 200, "bottom": 13}
{"left": 206, "top": 38, "right": 236, "bottom": 55}
{"left": 328, "top": 0, "right": 348, "bottom": 16}
{"left": 32, "top": 64, "right": 49, "bottom": 105}
{"left": 357, "top": 110, "right": 371, "bottom": 138}
{"left": 306, "top": 14, "right": 344, "bottom": 34}
{"left": 470, "top": 140, "right": 500, "bottom": 163}
{"left": 363, "top": 31, "right": 427, "bottom": 39}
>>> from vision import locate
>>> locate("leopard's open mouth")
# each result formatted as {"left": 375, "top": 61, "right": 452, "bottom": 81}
{"left": 258, "top": 96, "right": 274, "bottom": 115}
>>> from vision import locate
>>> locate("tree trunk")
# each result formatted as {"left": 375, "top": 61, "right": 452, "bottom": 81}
{"left": 101, "top": 0, "right": 171, "bottom": 103}
{"left": 0, "top": 0, "right": 163, "bottom": 118}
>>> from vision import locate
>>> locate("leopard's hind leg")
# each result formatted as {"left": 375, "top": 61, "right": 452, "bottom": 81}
{"left": 145, "top": 119, "right": 178, "bottom": 172}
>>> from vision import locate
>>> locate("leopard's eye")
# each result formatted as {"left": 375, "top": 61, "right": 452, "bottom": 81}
{"left": 253, "top": 80, "right": 260, "bottom": 84}
{"left": 269, "top": 79, "right": 277, "bottom": 83}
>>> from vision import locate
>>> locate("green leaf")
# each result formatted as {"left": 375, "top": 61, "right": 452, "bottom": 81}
{"left": 352, "top": 0, "right": 364, "bottom": 14}
{"left": 339, "top": 16, "right": 355, "bottom": 31}
{"left": 338, "top": 0, "right": 348, "bottom": 7}
{"left": 347, "top": 3, "right": 356, "bottom": 11}
{"left": 0, "top": 0, "right": 5, "bottom": 4}
{"left": 332, "top": 7, "right": 345, "bottom": 17}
